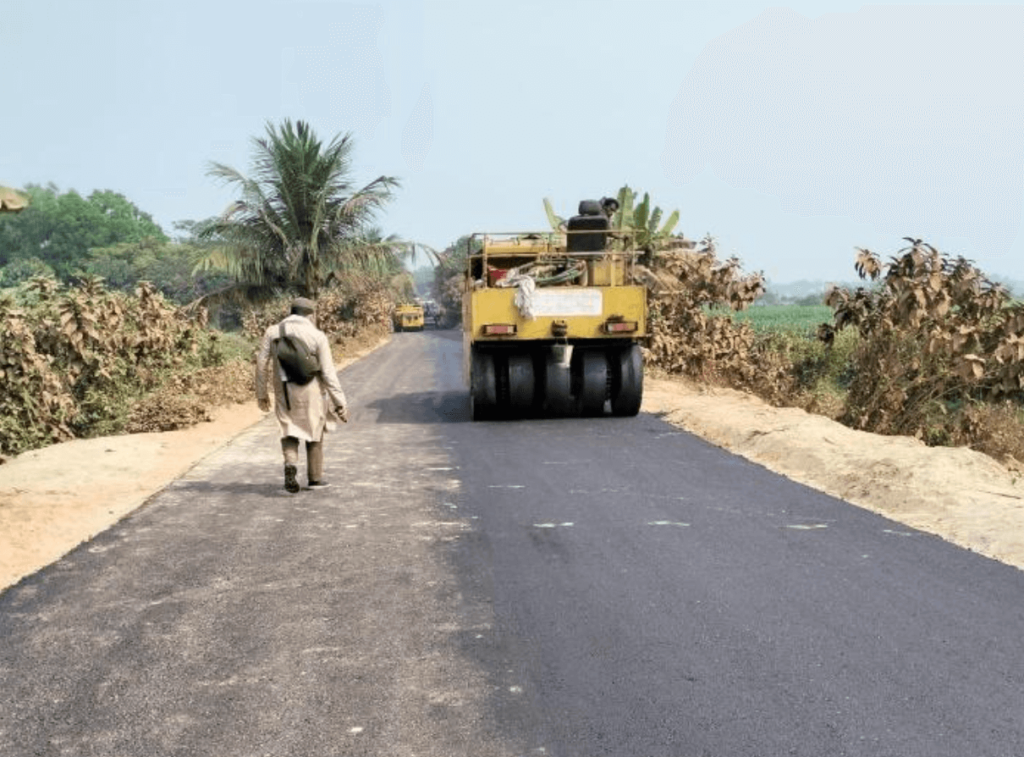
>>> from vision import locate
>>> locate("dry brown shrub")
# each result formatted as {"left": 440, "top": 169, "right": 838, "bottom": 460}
{"left": 825, "top": 239, "right": 1024, "bottom": 452}
{"left": 636, "top": 233, "right": 1024, "bottom": 462}
{"left": 126, "top": 393, "right": 212, "bottom": 433}
{"left": 0, "top": 296, "right": 76, "bottom": 449}
{"left": 954, "top": 401, "right": 1024, "bottom": 470}
{"left": 1, "top": 269, "right": 399, "bottom": 457}
{"left": 330, "top": 322, "right": 390, "bottom": 362}
{"left": 123, "top": 359, "right": 256, "bottom": 433}
{"left": 637, "top": 236, "right": 796, "bottom": 399}
{"left": 241, "top": 278, "right": 395, "bottom": 344}
{"left": 797, "top": 387, "right": 847, "bottom": 420}
{"left": 184, "top": 361, "right": 256, "bottom": 405}
{"left": 0, "top": 276, "right": 214, "bottom": 456}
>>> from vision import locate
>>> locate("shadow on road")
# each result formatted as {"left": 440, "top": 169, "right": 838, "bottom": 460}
{"left": 365, "top": 391, "right": 471, "bottom": 424}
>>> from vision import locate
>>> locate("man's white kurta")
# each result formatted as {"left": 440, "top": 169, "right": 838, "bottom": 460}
{"left": 255, "top": 314, "right": 348, "bottom": 441}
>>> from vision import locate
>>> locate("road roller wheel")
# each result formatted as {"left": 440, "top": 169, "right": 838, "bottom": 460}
{"left": 470, "top": 348, "right": 497, "bottom": 420}
{"left": 543, "top": 353, "right": 576, "bottom": 416}
{"left": 611, "top": 344, "right": 643, "bottom": 416}
{"left": 578, "top": 350, "right": 610, "bottom": 416}
{"left": 507, "top": 353, "right": 536, "bottom": 415}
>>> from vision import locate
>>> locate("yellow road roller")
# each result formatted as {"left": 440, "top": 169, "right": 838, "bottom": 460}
{"left": 393, "top": 304, "right": 425, "bottom": 332}
{"left": 463, "top": 200, "right": 646, "bottom": 419}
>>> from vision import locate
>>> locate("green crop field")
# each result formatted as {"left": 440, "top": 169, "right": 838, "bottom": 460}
{"left": 709, "top": 304, "right": 834, "bottom": 334}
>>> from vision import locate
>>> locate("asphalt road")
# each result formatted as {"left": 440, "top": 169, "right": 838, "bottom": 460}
{"left": 3, "top": 329, "right": 1024, "bottom": 756}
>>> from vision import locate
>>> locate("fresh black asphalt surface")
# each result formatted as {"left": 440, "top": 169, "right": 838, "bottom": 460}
{"left": 3, "top": 328, "right": 1024, "bottom": 756}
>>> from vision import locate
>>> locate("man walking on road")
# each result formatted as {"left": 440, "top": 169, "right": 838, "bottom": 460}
{"left": 256, "top": 297, "right": 349, "bottom": 493}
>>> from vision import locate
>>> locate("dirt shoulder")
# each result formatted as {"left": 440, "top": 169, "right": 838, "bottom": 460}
{"left": 2, "top": 357, "right": 1023, "bottom": 592}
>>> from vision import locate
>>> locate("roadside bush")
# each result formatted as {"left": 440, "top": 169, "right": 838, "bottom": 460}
{"left": 213, "top": 330, "right": 257, "bottom": 363}
{"left": 0, "top": 257, "right": 56, "bottom": 287}
{"left": 126, "top": 393, "right": 212, "bottom": 433}
{"left": 639, "top": 235, "right": 1024, "bottom": 464}
{"left": 754, "top": 327, "right": 859, "bottom": 419}
{"left": 954, "top": 401, "right": 1024, "bottom": 469}
{"left": 824, "top": 240, "right": 1024, "bottom": 451}
{"left": 639, "top": 236, "right": 797, "bottom": 400}
{"left": 0, "top": 275, "right": 226, "bottom": 457}
{"left": 124, "top": 359, "right": 255, "bottom": 433}
{"left": 241, "top": 277, "right": 395, "bottom": 345}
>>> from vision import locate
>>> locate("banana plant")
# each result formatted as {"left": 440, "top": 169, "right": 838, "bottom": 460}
{"left": 609, "top": 185, "right": 679, "bottom": 253}
{"left": 543, "top": 197, "right": 566, "bottom": 232}
{"left": 543, "top": 188, "right": 679, "bottom": 253}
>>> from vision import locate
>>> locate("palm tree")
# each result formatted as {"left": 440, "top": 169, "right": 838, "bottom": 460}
{"left": 196, "top": 119, "right": 400, "bottom": 298}
{"left": 328, "top": 225, "right": 437, "bottom": 280}
{"left": 324, "top": 225, "right": 444, "bottom": 301}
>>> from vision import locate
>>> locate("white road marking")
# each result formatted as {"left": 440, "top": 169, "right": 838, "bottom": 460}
{"left": 647, "top": 521, "right": 690, "bottom": 527}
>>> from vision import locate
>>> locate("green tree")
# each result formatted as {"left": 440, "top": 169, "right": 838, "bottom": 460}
{"left": 0, "top": 184, "right": 167, "bottom": 279}
{"left": 431, "top": 234, "right": 482, "bottom": 321}
{"left": 86, "top": 236, "right": 234, "bottom": 305}
{"left": 329, "top": 225, "right": 415, "bottom": 280}
{"left": 334, "top": 225, "right": 420, "bottom": 301}
{"left": 0, "top": 257, "right": 56, "bottom": 287}
{"left": 196, "top": 119, "right": 401, "bottom": 299}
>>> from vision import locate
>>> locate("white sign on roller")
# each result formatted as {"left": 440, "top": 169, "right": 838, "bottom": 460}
{"left": 531, "top": 289, "right": 603, "bottom": 316}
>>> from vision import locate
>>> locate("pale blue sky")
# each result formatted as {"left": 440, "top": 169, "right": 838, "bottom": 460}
{"left": 3, "top": 0, "right": 1022, "bottom": 284}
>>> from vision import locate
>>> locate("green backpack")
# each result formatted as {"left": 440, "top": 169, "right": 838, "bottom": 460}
{"left": 273, "top": 323, "right": 321, "bottom": 385}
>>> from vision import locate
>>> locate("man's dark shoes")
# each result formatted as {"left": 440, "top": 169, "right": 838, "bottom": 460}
{"left": 307, "top": 480, "right": 331, "bottom": 490}
{"left": 284, "top": 464, "right": 300, "bottom": 493}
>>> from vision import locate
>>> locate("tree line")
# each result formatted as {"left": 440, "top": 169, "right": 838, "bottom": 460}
{"left": 0, "top": 119, "right": 418, "bottom": 316}
{"left": 0, "top": 184, "right": 222, "bottom": 300}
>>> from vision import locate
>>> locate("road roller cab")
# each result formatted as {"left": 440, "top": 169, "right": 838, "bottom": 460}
{"left": 463, "top": 201, "right": 646, "bottom": 420}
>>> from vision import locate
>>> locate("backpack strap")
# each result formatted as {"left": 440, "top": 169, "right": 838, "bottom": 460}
{"left": 277, "top": 322, "right": 292, "bottom": 409}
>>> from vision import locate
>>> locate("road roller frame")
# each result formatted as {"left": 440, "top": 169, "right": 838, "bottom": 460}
{"left": 463, "top": 222, "right": 646, "bottom": 420}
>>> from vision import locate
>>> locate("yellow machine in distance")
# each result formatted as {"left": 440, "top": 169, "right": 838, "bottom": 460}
{"left": 393, "top": 304, "right": 425, "bottom": 332}
{"left": 463, "top": 199, "right": 646, "bottom": 420}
